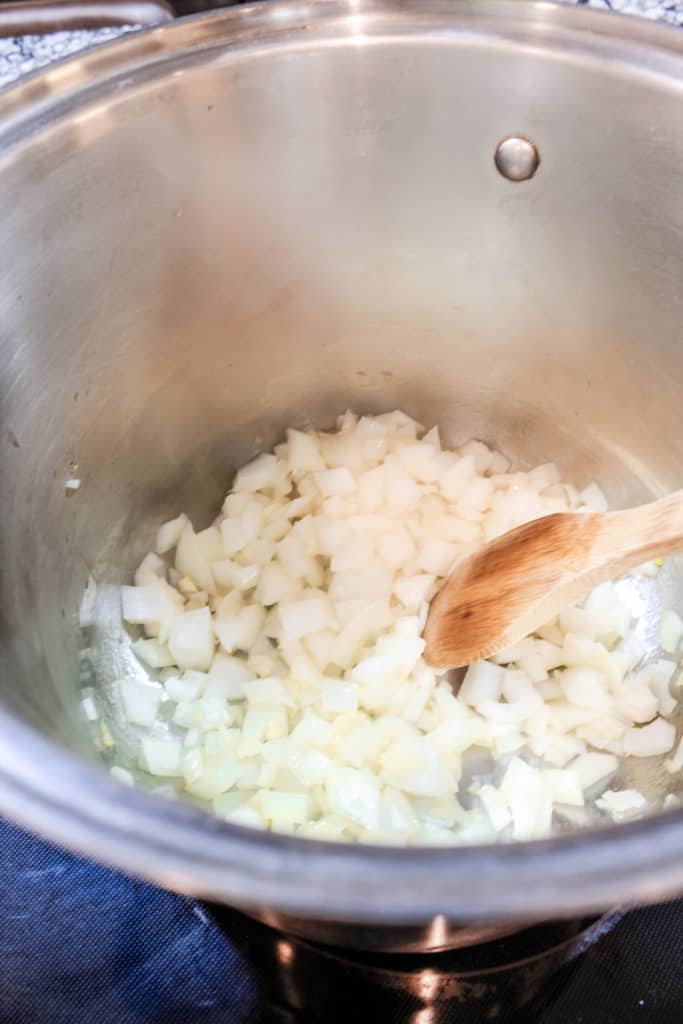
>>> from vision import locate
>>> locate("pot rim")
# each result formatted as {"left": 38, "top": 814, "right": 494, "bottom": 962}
{"left": 2, "top": 0, "right": 683, "bottom": 924}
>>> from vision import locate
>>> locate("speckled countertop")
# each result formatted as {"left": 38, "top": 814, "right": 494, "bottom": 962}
{"left": 0, "top": 27, "right": 134, "bottom": 87}
{"left": 0, "top": 0, "right": 680, "bottom": 90}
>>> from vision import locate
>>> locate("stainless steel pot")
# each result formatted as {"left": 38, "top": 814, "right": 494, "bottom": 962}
{"left": 1, "top": 0, "right": 683, "bottom": 952}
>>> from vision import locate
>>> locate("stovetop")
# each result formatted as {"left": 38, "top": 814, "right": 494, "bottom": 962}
{"left": 2, "top": 819, "right": 682, "bottom": 1024}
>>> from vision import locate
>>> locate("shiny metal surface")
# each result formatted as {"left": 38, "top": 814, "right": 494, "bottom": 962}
{"left": 249, "top": 910, "right": 525, "bottom": 954}
{"left": 0, "top": 0, "right": 683, "bottom": 942}
{"left": 494, "top": 135, "right": 540, "bottom": 182}
{"left": 211, "top": 906, "right": 624, "bottom": 1022}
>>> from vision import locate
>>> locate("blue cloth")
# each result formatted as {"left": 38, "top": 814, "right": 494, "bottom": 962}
{"left": 0, "top": 821, "right": 258, "bottom": 1024}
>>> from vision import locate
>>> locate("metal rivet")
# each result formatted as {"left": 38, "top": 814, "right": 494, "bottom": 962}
{"left": 494, "top": 136, "right": 540, "bottom": 182}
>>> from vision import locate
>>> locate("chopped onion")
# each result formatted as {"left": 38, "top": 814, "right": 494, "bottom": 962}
{"left": 233, "top": 453, "right": 279, "bottom": 492}
{"left": 325, "top": 764, "right": 381, "bottom": 830}
{"left": 121, "top": 585, "right": 168, "bottom": 625}
{"left": 280, "top": 597, "right": 334, "bottom": 642}
{"left": 622, "top": 717, "right": 676, "bottom": 757}
{"left": 119, "top": 678, "right": 162, "bottom": 726}
{"left": 596, "top": 788, "right": 647, "bottom": 821}
{"left": 459, "top": 662, "right": 504, "bottom": 707}
{"left": 156, "top": 513, "right": 188, "bottom": 555}
{"left": 175, "top": 522, "right": 215, "bottom": 595}
{"left": 665, "top": 737, "right": 683, "bottom": 774}
{"left": 478, "top": 785, "right": 512, "bottom": 832}
{"left": 659, "top": 610, "right": 683, "bottom": 655}
{"left": 260, "top": 790, "right": 311, "bottom": 825}
{"left": 132, "top": 638, "right": 176, "bottom": 669}
{"left": 500, "top": 758, "right": 552, "bottom": 840}
{"left": 542, "top": 768, "right": 584, "bottom": 807}
{"left": 110, "top": 765, "right": 135, "bottom": 786}
{"left": 165, "top": 673, "right": 204, "bottom": 703}
{"left": 140, "top": 734, "right": 183, "bottom": 776}
{"left": 112, "top": 411, "right": 683, "bottom": 845}
{"left": 168, "top": 607, "right": 215, "bottom": 671}
{"left": 134, "top": 552, "right": 167, "bottom": 588}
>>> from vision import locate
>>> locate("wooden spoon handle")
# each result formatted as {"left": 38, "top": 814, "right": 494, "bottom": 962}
{"left": 586, "top": 489, "right": 683, "bottom": 578}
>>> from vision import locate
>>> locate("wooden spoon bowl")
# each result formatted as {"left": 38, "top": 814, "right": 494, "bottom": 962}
{"left": 424, "top": 490, "right": 683, "bottom": 669}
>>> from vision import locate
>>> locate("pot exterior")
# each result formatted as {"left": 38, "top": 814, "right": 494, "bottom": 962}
{"left": 0, "top": 2, "right": 683, "bottom": 930}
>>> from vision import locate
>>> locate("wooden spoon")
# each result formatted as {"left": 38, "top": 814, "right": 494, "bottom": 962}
{"left": 423, "top": 490, "right": 683, "bottom": 669}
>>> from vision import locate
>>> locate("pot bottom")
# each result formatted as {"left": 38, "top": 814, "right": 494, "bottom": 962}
{"left": 209, "top": 906, "right": 623, "bottom": 1023}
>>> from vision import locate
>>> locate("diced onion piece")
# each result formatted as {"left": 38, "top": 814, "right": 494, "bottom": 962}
{"left": 214, "top": 604, "right": 266, "bottom": 653}
{"left": 394, "top": 574, "right": 436, "bottom": 610}
{"left": 665, "top": 737, "right": 683, "bottom": 774}
{"left": 478, "top": 785, "right": 512, "bottom": 832}
{"left": 542, "top": 768, "right": 584, "bottom": 807}
{"left": 212, "top": 559, "right": 260, "bottom": 592}
{"left": 459, "top": 662, "right": 504, "bottom": 707}
{"left": 290, "top": 710, "right": 333, "bottom": 749}
{"left": 500, "top": 758, "right": 552, "bottom": 840}
{"left": 175, "top": 521, "right": 215, "bottom": 594}
{"left": 259, "top": 561, "right": 299, "bottom": 606}
{"left": 225, "top": 807, "right": 266, "bottom": 829}
{"left": 396, "top": 442, "right": 440, "bottom": 483}
{"left": 380, "top": 788, "right": 419, "bottom": 836}
{"left": 315, "top": 467, "right": 356, "bottom": 497}
{"left": 647, "top": 660, "right": 677, "bottom": 717}
{"left": 288, "top": 748, "right": 330, "bottom": 786}
{"left": 195, "top": 696, "right": 232, "bottom": 730}
{"left": 377, "top": 527, "right": 416, "bottom": 569}
{"left": 417, "top": 537, "right": 458, "bottom": 576}
{"left": 140, "top": 734, "right": 183, "bottom": 776}
{"left": 119, "top": 678, "right": 162, "bottom": 726}
{"left": 615, "top": 671, "right": 659, "bottom": 724}
{"left": 560, "top": 668, "right": 612, "bottom": 712}
{"left": 580, "top": 482, "right": 608, "bottom": 513}
{"left": 186, "top": 753, "right": 240, "bottom": 800}
{"left": 132, "top": 639, "right": 176, "bottom": 669}
{"left": 134, "top": 552, "right": 167, "bottom": 588}
{"left": 121, "top": 585, "right": 167, "bottom": 624}
{"left": 110, "top": 766, "right": 135, "bottom": 786}
{"left": 240, "top": 704, "right": 288, "bottom": 753}
{"left": 156, "top": 513, "right": 188, "bottom": 555}
{"left": 596, "top": 788, "right": 647, "bottom": 821}
{"left": 213, "top": 791, "right": 250, "bottom": 819}
{"left": 280, "top": 597, "right": 334, "bottom": 642}
{"left": 207, "top": 654, "right": 254, "bottom": 698}
{"left": 329, "top": 568, "right": 394, "bottom": 602}
{"left": 165, "top": 674, "right": 204, "bottom": 703}
{"left": 260, "top": 790, "right": 311, "bottom": 825}
{"left": 527, "top": 462, "right": 561, "bottom": 492}
{"left": 233, "top": 453, "right": 280, "bottom": 492}
{"left": 168, "top": 607, "right": 214, "bottom": 671}
{"left": 622, "top": 717, "right": 676, "bottom": 757}
{"left": 195, "top": 526, "right": 224, "bottom": 563}
{"left": 659, "top": 610, "right": 683, "bottom": 654}
{"left": 287, "top": 429, "right": 325, "bottom": 473}
{"left": 325, "top": 765, "right": 381, "bottom": 830}
{"left": 380, "top": 736, "right": 453, "bottom": 797}
{"left": 322, "top": 681, "right": 359, "bottom": 714}
{"left": 247, "top": 677, "right": 293, "bottom": 706}
{"left": 182, "top": 747, "right": 204, "bottom": 784}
